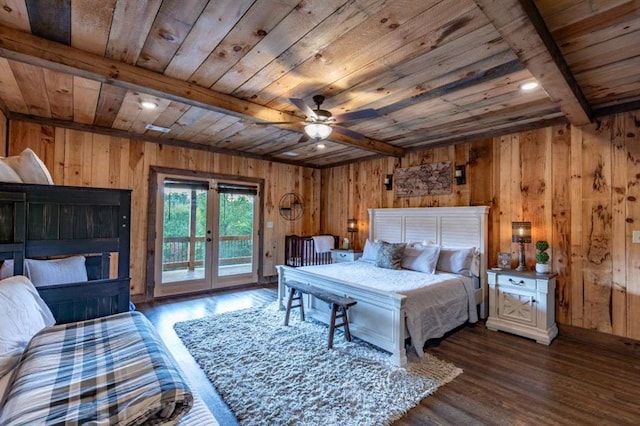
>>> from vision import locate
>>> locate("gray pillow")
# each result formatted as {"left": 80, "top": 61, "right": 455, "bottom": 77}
{"left": 361, "top": 239, "right": 380, "bottom": 263}
{"left": 25, "top": 256, "right": 88, "bottom": 287}
{"left": 402, "top": 245, "right": 440, "bottom": 274}
{"left": 436, "top": 247, "right": 476, "bottom": 276}
{"left": 375, "top": 241, "right": 406, "bottom": 270}
{"left": 0, "top": 260, "right": 14, "bottom": 279}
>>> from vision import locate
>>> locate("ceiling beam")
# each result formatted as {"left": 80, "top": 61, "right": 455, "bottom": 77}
{"left": 0, "top": 24, "right": 405, "bottom": 158}
{"left": 474, "top": 0, "right": 592, "bottom": 126}
{"left": 593, "top": 99, "right": 640, "bottom": 119}
{"left": 8, "top": 112, "right": 319, "bottom": 169}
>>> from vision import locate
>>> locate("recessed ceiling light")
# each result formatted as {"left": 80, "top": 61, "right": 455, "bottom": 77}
{"left": 141, "top": 100, "right": 158, "bottom": 109}
{"left": 520, "top": 81, "right": 539, "bottom": 91}
{"left": 145, "top": 123, "right": 171, "bottom": 133}
{"left": 316, "top": 143, "right": 326, "bottom": 149}
{"left": 282, "top": 152, "right": 299, "bottom": 157}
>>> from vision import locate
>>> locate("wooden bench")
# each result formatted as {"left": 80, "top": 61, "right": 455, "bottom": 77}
{"left": 284, "top": 281, "right": 357, "bottom": 349}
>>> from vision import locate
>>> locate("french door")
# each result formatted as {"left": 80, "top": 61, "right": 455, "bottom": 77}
{"left": 154, "top": 173, "right": 259, "bottom": 297}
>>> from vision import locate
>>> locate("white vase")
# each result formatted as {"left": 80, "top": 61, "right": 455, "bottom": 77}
{"left": 535, "top": 263, "right": 550, "bottom": 273}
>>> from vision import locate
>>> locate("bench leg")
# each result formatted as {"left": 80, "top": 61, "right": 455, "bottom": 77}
{"left": 284, "top": 287, "right": 305, "bottom": 326}
{"left": 341, "top": 307, "right": 352, "bottom": 342}
{"left": 284, "top": 287, "right": 295, "bottom": 326}
{"left": 328, "top": 303, "right": 338, "bottom": 349}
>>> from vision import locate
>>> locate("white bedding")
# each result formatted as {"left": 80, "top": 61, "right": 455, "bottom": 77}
{"left": 298, "top": 261, "right": 478, "bottom": 356}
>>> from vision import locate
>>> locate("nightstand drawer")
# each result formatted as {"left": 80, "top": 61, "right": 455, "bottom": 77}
{"left": 497, "top": 274, "right": 536, "bottom": 290}
{"left": 331, "top": 250, "right": 362, "bottom": 263}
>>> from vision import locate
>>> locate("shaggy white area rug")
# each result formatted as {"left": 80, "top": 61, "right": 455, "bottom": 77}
{"left": 174, "top": 303, "right": 461, "bottom": 426}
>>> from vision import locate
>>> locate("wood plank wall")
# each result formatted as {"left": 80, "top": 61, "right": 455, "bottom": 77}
{"left": 6, "top": 111, "right": 640, "bottom": 340}
{"left": 0, "top": 110, "right": 6, "bottom": 155}
{"left": 7, "top": 120, "right": 321, "bottom": 299}
{"left": 321, "top": 110, "right": 640, "bottom": 340}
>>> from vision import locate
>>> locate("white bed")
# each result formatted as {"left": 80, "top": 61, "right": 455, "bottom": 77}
{"left": 277, "top": 206, "right": 490, "bottom": 366}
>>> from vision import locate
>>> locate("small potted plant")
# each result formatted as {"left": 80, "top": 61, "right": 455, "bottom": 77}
{"left": 535, "top": 240, "right": 550, "bottom": 273}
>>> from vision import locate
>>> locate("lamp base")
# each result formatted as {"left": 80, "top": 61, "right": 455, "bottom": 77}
{"left": 348, "top": 231, "right": 356, "bottom": 251}
{"left": 516, "top": 242, "right": 527, "bottom": 271}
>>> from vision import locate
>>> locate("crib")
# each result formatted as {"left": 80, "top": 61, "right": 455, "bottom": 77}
{"left": 284, "top": 235, "right": 339, "bottom": 267}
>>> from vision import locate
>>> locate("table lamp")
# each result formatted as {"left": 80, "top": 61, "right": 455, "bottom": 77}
{"left": 512, "top": 221, "right": 531, "bottom": 271}
{"left": 347, "top": 218, "right": 357, "bottom": 250}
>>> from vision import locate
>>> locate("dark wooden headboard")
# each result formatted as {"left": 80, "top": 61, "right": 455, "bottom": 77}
{"left": 0, "top": 183, "right": 131, "bottom": 323}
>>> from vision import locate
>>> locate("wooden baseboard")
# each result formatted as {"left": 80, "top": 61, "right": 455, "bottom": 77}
{"left": 558, "top": 324, "right": 640, "bottom": 357}
{"left": 259, "top": 275, "right": 278, "bottom": 284}
{"left": 133, "top": 281, "right": 278, "bottom": 304}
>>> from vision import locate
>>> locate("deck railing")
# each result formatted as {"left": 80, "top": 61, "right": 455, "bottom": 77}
{"left": 162, "top": 235, "right": 252, "bottom": 271}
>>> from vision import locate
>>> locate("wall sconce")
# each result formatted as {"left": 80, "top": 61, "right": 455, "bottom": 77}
{"left": 512, "top": 221, "right": 532, "bottom": 271}
{"left": 454, "top": 165, "right": 466, "bottom": 185}
{"left": 384, "top": 174, "right": 393, "bottom": 191}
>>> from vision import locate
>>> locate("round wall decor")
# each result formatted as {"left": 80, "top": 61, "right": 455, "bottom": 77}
{"left": 279, "top": 193, "right": 303, "bottom": 221}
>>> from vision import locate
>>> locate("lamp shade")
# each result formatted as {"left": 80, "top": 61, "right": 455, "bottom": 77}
{"left": 304, "top": 123, "right": 332, "bottom": 140}
{"left": 512, "top": 221, "right": 532, "bottom": 243}
{"left": 347, "top": 218, "right": 357, "bottom": 233}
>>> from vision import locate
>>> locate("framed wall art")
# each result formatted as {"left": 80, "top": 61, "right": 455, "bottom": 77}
{"left": 395, "top": 162, "right": 452, "bottom": 197}
{"left": 497, "top": 252, "right": 512, "bottom": 269}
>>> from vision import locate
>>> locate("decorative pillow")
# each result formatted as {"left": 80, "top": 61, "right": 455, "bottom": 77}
{"left": 436, "top": 247, "right": 477, "bottom": 276}
{"left": 0, "top": 259, "right": 14, "bottom": 279}
{"left": 2, "top": 148, "right": 54, "bottom": 185}
{"left": 25, "top": 256, "right": 88, "bottom": 287}
{"left": 375, "top": 241, "right": 406, "bottom": 270}
{"left": 0, "top": 160, "right": 22, "bottom": 183}
{"left": 361, "top": 239, "right": 380, "bottom": 263}
{"left": 470, "top": 251, "right": 480, "bottom": 277}
{"left": 0, "top": 276, "right": 55, "bottom": 378}
{"left": 402, "top": 244, "right": 441, "bottom": 274}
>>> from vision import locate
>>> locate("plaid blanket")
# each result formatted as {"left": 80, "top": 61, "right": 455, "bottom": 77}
{"left": 0, "top": 312, "right": 193, "bottom": 425}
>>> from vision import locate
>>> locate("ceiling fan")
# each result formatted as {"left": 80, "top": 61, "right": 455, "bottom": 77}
{"left": 257, "top": 95, "right": 377, "bottom": 142}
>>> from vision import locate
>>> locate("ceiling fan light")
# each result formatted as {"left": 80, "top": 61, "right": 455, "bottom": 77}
{"left": 304, "top": 123, "right": 332, "bottom": 140}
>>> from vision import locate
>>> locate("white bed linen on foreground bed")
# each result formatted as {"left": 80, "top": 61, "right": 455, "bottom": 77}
{"left": 297, "top": 261, "right": 478, "bottom": 357}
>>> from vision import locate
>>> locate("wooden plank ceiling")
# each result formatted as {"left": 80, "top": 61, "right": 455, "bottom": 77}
{"left": 0, "top": 0, "right": 637, "bottom": 168}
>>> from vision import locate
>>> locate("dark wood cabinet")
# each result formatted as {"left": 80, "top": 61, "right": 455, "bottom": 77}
{"left": 0, "top": 183, "right": 131, "bottom": 323}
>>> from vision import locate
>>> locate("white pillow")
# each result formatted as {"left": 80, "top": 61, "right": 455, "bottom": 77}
{"left": 0, "top": 260, "right": 14, "bottom": 279}
{"left": 402, "top": 245, "right": 440, "bottom": 274}
{"left": 361, "top": 239, "right": 380, "bottom": 263}
{"left": 0, "top": 160, "right": 22, "bottom": 183}
{"left": 0, "top": 276, "right": 55, "bottom": 378}
{"left": 436, "top": 247, "right": 477, "bottom": 276}
{"left": 25, "top": 256, "right": 88, "bottom": 287}
{"left": 2, "top": 148, "right": 54, "bottom": 184}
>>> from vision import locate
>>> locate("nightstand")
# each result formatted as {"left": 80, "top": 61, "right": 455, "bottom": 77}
{"left": 330, "top": 249, "right": 362, "bottom": 263}
{"left": 486, "top": 270, "right": 558, "bottom": 345}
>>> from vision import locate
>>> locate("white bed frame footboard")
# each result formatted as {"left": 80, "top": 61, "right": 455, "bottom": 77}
{"left": 277, "top": 265, "right": 408, "bottom": 365}
{"left": 277, "top": 206, "right": 489, "bottom": 367}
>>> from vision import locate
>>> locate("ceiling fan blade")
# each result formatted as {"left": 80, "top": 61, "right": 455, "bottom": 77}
{"left": 255, "top": 121, "right": 300, "bottom": 125}
{"left": 332, "top": 125, "right": 365, "bottom": 140}
{"left": 289, "top": 97, "right": 318, "bottom": 119}
{"left": 297, "top": 134, "right": 310, "bottom": 143}
{"left": 333, "top": 108, "right": 378, "bottom": 123}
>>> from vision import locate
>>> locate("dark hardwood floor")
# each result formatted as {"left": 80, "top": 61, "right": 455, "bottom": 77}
{"left": 138, "top": 285, "right": 640, "bottom": 426}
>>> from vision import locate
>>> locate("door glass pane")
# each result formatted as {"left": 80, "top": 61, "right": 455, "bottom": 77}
{"left": 218, "top": 191, "right": 254, "bottom": 277}
{"left": 161, "top": 182, "right": 208, "bottom": 284}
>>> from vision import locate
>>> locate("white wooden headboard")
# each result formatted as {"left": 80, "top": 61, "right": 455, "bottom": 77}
{"left": 368, "top": 206, "right": 491, "bottom": 316}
